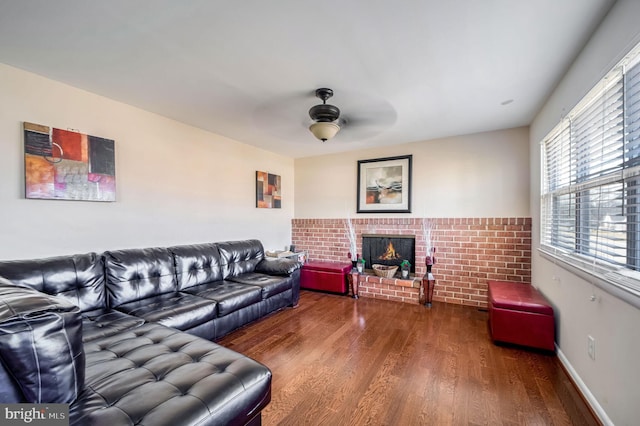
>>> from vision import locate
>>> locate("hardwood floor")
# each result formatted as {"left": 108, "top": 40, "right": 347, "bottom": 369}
{"left": 218, "top": 291, "right": 598, "bottom": 426}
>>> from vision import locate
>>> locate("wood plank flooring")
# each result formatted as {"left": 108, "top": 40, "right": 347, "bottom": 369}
{"left": 218, "top": 291, "right": 598, "bottom": 426}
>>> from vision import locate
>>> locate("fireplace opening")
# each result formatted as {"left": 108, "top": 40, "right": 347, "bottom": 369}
{"left": 362, "top": 234, "right": 415, "bottom": 274}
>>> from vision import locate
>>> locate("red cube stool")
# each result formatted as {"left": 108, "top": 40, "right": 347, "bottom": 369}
{"left": 301, "top": 261, "right": 352, "bottom": 294}
{"left": 488, "top": 280, "right": 555, "bottom": 351}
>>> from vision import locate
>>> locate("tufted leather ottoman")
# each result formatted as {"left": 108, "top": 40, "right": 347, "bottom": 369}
{"left": 488, "top": 280, "right": 555, "bottom": 351}
{"left": 70, "top": 323, "right": 271, "bottom": 426}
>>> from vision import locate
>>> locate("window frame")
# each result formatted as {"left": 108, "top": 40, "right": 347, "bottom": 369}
{"left": 539, "top": 43, "right": 640, "bottom": 309}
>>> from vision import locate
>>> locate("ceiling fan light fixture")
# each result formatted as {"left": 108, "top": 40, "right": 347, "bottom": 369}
{"left": 309, "top": 121, "right": 340, "bottom": 142}
{"left": 308, "top": 87, "right": 342, "bottom": 142}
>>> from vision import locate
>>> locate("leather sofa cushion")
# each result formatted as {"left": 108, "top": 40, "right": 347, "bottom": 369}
{"left": 0, "top": 278, "right": 85, "bottom": 403}
{"left": 104, "top": 247, "right": 177, "bottom": 308}
{"left": 170, "top": 243, "right": 224, "bottom": 290}
{"left": 72, "top": 323, "right": 272, "bottom": 426}
{"left": 255, "top": 257, "right": 303, "bottom": 276}
{"left": 183, "top": 281, "right": 262, "bottom": 316}
{"left": 228, "top": 272, "right": 292, "bottom": 299}
{"left": 81, "top": 309, "right": 146, "bottom": 343}
{"left": 0, "top": 252, "right": 106, "bottom": 312}
{"left": 116, "top": 292, "right": 218, "bottom": 330}
{"left": 218, "top": 239, "right": 265, "bottom": 278}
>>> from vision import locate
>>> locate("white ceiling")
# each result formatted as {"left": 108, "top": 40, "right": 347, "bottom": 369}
{"left": 0, "top": 0, "right": 615, "bottom": 158}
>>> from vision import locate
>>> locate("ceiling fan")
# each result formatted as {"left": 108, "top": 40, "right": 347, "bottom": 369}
{"left": 252, "top": 87, "right": 397, "bottom": 144}
{"left": 308, "top": 88, "right": 341, "bottom": 142}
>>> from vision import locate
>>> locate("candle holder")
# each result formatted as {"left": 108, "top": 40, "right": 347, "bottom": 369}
{"left": 349, "top": 270, "right": 360, "bottom": 299}
{"left": 347, "top": 251, "right": 361, "bottom": 299}
{"left": 421, "top": 250, "right": 436, "bottom": 307}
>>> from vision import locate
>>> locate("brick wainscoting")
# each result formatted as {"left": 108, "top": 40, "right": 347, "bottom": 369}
{"left": 291, "top": 218, "right": 531, "bottom": 308}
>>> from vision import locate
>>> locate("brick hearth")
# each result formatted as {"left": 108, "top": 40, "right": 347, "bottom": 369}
{"left": 357, "top": 273, "right": 421, "bottom": 304}
{"left": 291, "top": 217, "right": 532, "bottom": 308}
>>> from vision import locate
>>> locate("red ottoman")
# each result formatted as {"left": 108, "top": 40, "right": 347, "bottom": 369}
{"left": 488, "top": 280, "right": 555, "bottom": 351}
{"left": 301, "top": 261, "right": 352, "bottom": 294}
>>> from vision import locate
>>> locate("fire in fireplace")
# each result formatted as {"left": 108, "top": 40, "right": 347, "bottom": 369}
{"left": 379, "top": 241, "right": 401, "bottom": 260}
{"left": 362, "top": 234, "right": 415, "bottom": 273}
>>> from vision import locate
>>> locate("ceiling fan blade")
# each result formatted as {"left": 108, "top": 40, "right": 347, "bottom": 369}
{"left": 251, "top": 90, "right": 311, "bottom": 136}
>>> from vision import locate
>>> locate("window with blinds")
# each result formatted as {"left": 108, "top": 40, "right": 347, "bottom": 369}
{"left": 541, "top": 43, "right": 640, "bottom": 300}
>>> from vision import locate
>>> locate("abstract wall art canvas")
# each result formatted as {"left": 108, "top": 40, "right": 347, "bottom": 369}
{"left": 357, "top": 155, "right": 412, "bottom": 213}
{"left": 256, "top": 171, "right": 281, "bottom": 208}
{"left": 23, "top": 122, "right": 116, "bottom": 201}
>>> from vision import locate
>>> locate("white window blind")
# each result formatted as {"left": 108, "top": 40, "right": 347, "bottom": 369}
{"left": 541, "top": 43, "right": 640, "bottom": 303}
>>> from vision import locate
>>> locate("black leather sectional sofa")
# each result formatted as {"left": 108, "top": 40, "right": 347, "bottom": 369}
{"left": 0, "top": 239, "right": 302, "bottom": 425}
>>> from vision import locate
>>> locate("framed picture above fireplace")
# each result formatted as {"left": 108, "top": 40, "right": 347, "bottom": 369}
{"left": 357, "top": 155, "right": 412, "bottom": 213}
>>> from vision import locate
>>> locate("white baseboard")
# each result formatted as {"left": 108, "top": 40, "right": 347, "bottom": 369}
{"left": 556, "top": 346, "right": 613, "bottom": 426}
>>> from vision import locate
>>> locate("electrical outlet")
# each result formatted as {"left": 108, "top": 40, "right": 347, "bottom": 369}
{"left": 587, "top": 335, "right": 596, "bottom": 360}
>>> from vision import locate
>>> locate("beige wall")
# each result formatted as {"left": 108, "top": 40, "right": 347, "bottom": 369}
{"left": 0, "top": 63, "right": 294, "bottom": 260}
{"left": 530, "top": 1, "right": 640, "bottom": 425}
{"left": 295, "top": 127, "right": 530, "bottom": 219}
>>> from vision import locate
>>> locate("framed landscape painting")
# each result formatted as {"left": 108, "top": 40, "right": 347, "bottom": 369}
{"left": 23, "top": 122, "right": 116, "bottom": 201}
{"left": 357, "top": 155, "right": 412, "bottom": 213}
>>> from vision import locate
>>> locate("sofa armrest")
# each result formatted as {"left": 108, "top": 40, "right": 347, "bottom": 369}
{"left": 0, "top": 277, "right": 85, "bottom": 403}
{"left": 255, "top": 258, "right": 302, "bottom": 276}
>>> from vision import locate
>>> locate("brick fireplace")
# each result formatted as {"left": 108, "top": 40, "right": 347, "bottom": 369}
{"left": 362, "top": 234, "right": 416, "bottom": 273}
{"left": 291, "top": 217, "right": 531, "bottom": 308}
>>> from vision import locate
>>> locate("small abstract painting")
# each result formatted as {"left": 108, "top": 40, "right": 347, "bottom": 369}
{"left": 256, "top": 171, "right": 281, "bottom": 208}
{"left": 23, "top": 122, "right": 116, "bottom": 201}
